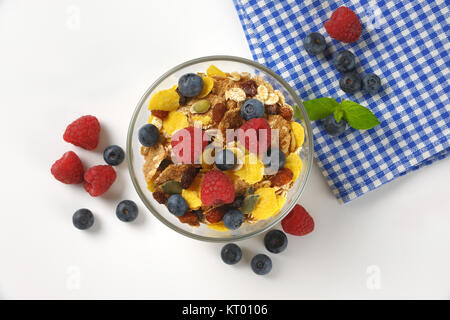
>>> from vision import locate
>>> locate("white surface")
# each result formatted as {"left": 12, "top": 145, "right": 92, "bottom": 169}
{"left": 0, "top": 0, "right": 449, "bottom": 300}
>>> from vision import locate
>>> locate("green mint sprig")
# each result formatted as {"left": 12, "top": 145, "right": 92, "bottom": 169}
{"left": 295, "top": 98, "right": 380, "bottom": 130}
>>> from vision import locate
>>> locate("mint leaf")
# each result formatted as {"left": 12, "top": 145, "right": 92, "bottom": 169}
{"left": 292, "top": 104, "right": 303, "bottom": 121}
{"left": 303, "top": 97, "right": 339, "bottom": 121}
{"left": 334, "top": 104, "right": 344, "bottom": 122}
{"left": 341, "top": 100, "right": 380, "bottom": 130}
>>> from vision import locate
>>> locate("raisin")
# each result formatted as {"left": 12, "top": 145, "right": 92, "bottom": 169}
{"left": 192, "top": 209, "right": 204, "bottom": 222}
{"left": 205, "top": 206, "right": 226, "bottom": 223}
{"left": 180, "top": 166, "right": 198, "bottom": 189}
{"left": 158, "top": 158, "right": 173, "bottom": 172}
{"left": 230, "top": 195, "right": 245, "bottom": 209}
{"left": 212, "top": 102, "right": 226, "bottom": 122}
{"left": 153, "top": 190, "right": 168, "bottom": 204}
{"left": 278, "top": 105, "right": 293, "bottom": 121}
{"left": 270, "top": 168, "right": 294, "bottom": 187}
{"left": 178, "top": 212, "right": 200, "bottom": 226}
{"left": 176, "top": 87, "right": 188, "bottom": 105}
{"left": 240, "top": 80, "right": 257, "bottom": 97}
{"left": 265, "top": 104, "right": 278, "bottom": 115}
{"left": 151, "top": 110, "right": 169, "bottom": 119}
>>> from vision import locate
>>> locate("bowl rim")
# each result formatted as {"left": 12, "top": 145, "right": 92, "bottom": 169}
{"left": 126, "top": 55, "right": 313, "bottom": 242}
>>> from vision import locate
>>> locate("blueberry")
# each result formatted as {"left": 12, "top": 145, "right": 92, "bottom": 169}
{"left": 215, "top": 149, "right": 236, "bottom": 171}
{"left": 240, "top": 99, "right": 264, "bottom": 121}
{"left": 362, "top": 73, "right": 381, "bottom": 94}
{"left": 334, "top": 50, "right": 356, "bottom": 73}
{"left": 116, "top": 200, "right": 139, "bottom": 222}
{"left": 251, "top": 254, "right": 272, "bottom": 275}
{"left": 103, "top": 145, "right": 125, "bottom": 166}
{"left": 73, "top": 209, "right": 94, "bottom": 230}
{"left": 303, "top": 32, "right": 326, "bottom": 55}
{"left": 223, "top": 209, "right": 244, "bottom": 230}
{"left": 323, "top": 114, "right": 347, "bottom": 136}
{"left": 262, "top": 148, "right": 286, "bottom": 173}
{"left": 178, "top": 73, "right": 204, "bottom": 97}
{"left": 167, "top": 194, "right": 188, "bottom": 217}
{"left": 264, "top": 230, "right": 288, "bottom": 254}
{"left": 339, "top": 72, "right": 361, "bottom": 94}
{"left": 221, "top": 243, "right": 242, "bottom": 265}
{"left": 138, "top": 124, "right": 159, "bottom": 147}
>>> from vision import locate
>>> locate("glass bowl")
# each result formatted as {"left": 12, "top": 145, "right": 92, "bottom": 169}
{"left": 127, "top": 55, "right": 313, "bottom": 242}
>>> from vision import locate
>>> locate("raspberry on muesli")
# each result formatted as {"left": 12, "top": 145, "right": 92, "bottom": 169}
{"left": 139, "top": 65, "right": 305, "bottom": 231}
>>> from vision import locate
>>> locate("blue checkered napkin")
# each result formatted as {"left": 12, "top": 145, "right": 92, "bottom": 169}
{"left": 233, "top": 0, "right": 450, "bottom": 203}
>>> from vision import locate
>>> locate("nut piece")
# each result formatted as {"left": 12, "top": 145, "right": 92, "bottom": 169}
{"left": 152, "top": 110, "right": 169, "bottom": 119}
{"left": 212, "top": 102, "right": 226, "bottom": 122}
{"left": 270, "top": 168, "right": 293, "bottom": 187}
{"left": 225, "top": 87, "right": 246, "bottom": 102}
{"left": 278, "top": 105, "right": 293, "bottom": 121}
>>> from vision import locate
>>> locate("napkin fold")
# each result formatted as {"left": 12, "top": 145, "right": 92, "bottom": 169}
{"left": 233, "top": 0, "right": 450, "bottom": 202}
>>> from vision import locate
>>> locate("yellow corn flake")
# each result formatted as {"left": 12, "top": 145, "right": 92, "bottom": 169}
{"left": 291, "top": 122, "right": 305, "bottom": 148}
{"left": 252, "top": 188, "right": 283, "bottom": 220}
{"left": 207, "top": 221, "right": 229, "bottom": 232}
{"left": 162, "top": 111, "right": 189, "bottom": 136}
{"left": 284, "top": 153, "right": 303, "bottom": 181}
{"left": 192, "top": 114, "right": 212, "bottom": 127}
{"left": 234, "top": 154, "right": 264, "bottom": 184}
{"left": 181, "top": 175, "right": 203, "bottom": 210}
{"left": 277, "top": 194, "right": 287, "bottom": 210}
{"left": 148, "top": 85, "right": 179, "bottom": 111}
{"left": 206, "top": 64, "right": 227, "bottom": 78}
{"left": 197, "top": 76, "right": 214, "bottom": 98}
{"left": 147, "top": 180, "right": 155, "bottom": 192}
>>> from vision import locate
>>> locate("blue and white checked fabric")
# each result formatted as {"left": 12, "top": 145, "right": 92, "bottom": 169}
{"left": 233, "top": 0, "right": 450, "bottom": 203}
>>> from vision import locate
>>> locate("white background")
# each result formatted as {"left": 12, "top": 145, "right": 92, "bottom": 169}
{"left": 0, "top": 0, "right": 449, "bottom": 300}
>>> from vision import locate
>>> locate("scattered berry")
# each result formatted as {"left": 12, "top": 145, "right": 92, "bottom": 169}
{"left": 167, "top": 194, "right": 188, "bottom": 217}
{"left": 138, "top": 124, "right": 159, "bottom": 147}
{"left": 212, "top": 103, "right": 226, "bottom": 122}
{"left": 238, "top": 118, "right": 272, "bottom": 154}
{"left": 171, "top": 126, "right": 209, "bottom": 164}
{"left": 51, "top": 151, "right": 84, "bottom": 184}
{"left": 262, "top": 148, "right": 286, "bottom": 173}
{"left": 239, "top": 80, "right": 258, "bottom": 97}
{"left": 270, "top": 167, "right": 293, "bottom": 187}
{"left": 151, "top": 109, "right": 169, "bottom": 119}
{"left": 333, "top": 50, "right": 356, "bottom": 73}
{"left": 264, "top": 230, "right": 288, "bottom": 254}
{"left": 323, "top": 114, "right": 347, "bottom": 136}
{"left": 223, "top": 209, "right": 244, "bottom": 230}
{"left": 153, "top": 190, "right": 168, "bottom": 204}
{"left": 281, "top": 204, "right": 314, "bottom": 236}
{"left": 205, "top": 206, "right": 226, "bottom": 223}
{"left": 240, "top": 99, "right": 264, "bottom": 121}
{"left": 63, "top": 115, "right": 100, "bottom": 150}
{"left": 180, "top": 166, "right": 198, "bottom": 189}
{"left": 83, "top": 165, "right": 116, "bottom": 197}
{"left": 116, "top": 200, "right": 139, "bottom": 222}
{"left": 215, "top": 149, "right": 236, "bottom": 171}
{"left": 304, "top": 32, "right": 327, "bottom": 55}
{"left": 178, "top": 73, "right": 204, "bottom": 97}
{"left": 103, "top": 145, "right": 125, "bottom": 166}
{"left": 362, "top": 73, "right": 381, "bottom": 94}
{"left": 201, "top": 170, "right": 235, "bottom": 206}
{"left": 251, "top": 254, "right": 272, "bottom": 275}
{"left": 324, "top": 6, "right": 361, "bottom": 43}
{"left": 221, "top": 243, "right": 242, "bottom": 265}
{"left": 339, "top": 72, "right": 361, "bottom": 93}
{"left": 73, "top": 209, "right": 94, "bottom": 230}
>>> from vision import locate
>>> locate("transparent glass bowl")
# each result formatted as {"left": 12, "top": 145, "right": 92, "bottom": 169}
{"left": 127, "top": 56, "right": 313, "bottom": 242}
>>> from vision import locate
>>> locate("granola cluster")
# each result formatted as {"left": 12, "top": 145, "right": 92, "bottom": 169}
{"left": 140, "top": 65, "right": 305, "bottom": 231}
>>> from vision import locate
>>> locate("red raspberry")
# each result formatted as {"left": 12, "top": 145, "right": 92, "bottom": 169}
{"left": 281, "top": 204, "right": 315, "bottom": 236}
{"left": 324, "top": 6, "right": 361, "bottom": 43}
{"left": 237, "top": 118, "right": 271, "bottom": 154}
{"left": 83, "top": 165, "right": 116, "bottom": 197}
{"left": 51, "top": 151, "right": 84, "bottom": 184}
{"left": 171, "top": 126, "right": 209, "bottom": 164}
{"left": 201, "top": 170, "right": 235, "bottom": 206}
{"left": 63, "top": 115, "right": 101, "bottom": 150}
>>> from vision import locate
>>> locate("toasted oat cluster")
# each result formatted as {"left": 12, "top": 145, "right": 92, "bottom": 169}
{"left": 139, "top": 65, "right": 305, "bottom": 231}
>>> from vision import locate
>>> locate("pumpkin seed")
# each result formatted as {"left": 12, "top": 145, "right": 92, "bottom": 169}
{"left": 191, "top": 99, "right": 211, "bottom": 113}
{"left": 241, "top": 194, "right": 259, "bottom": 214}
{"left": 161, "top": 180, "right": 182, "bottom": 194}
